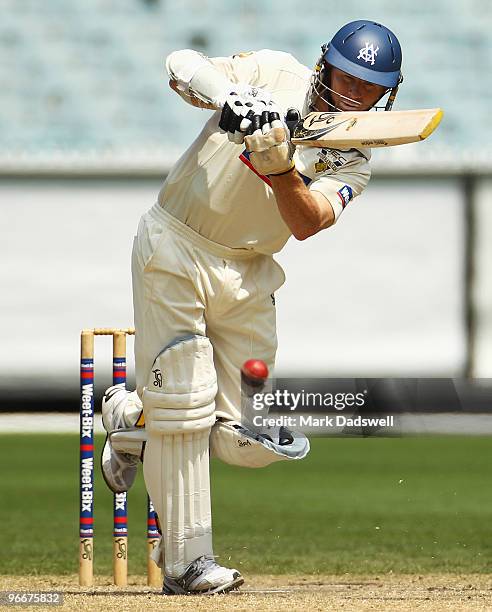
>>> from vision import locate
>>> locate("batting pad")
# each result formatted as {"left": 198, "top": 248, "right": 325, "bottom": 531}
{"left": 142, "top": 335, "right": 217, "bottom": 577}
{"left": 211, "top": 419, "right": 310, "bottom": 468}
{"left": 146, "top": 429, "right": 212, "bottom": 576}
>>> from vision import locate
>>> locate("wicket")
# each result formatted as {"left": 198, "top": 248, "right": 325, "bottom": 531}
{"left": 79, "top": 327, "right": 161, "bottom": 588}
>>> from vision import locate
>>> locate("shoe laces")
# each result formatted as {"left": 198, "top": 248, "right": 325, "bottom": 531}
{"left": 180, "top": 555, "right": 219, "bottom": 587}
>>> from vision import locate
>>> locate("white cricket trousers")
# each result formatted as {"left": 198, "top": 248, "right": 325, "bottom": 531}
{"left": 131, "top": 202, "right": 286, "bottom": 422}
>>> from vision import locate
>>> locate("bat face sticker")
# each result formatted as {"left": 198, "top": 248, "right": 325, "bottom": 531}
{"left": 290, "top": 109, "right": 443, "bottom": 148}
{"left": 293, "top": 113, "right": 355, "bottom": 142}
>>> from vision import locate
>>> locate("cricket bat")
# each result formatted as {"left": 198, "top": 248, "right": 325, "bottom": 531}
{"left": 291, "top": 108, "right": 443, "bottom": 148}
{"left": 175, "top": 79, "right": 442, "bottom": 149}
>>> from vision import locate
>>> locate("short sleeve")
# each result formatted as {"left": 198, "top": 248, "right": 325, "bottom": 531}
{"left": 309, "top": 153, "right": 371, "bottom": 222}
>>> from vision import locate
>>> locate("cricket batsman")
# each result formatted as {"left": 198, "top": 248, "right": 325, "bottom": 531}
{"left": 101, "top": 20, "right": 403, "bottom": 595}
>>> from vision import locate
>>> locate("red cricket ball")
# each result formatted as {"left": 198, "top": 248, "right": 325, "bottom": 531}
{"left": 241, "top": 359, "right": 269, "bottom": 381}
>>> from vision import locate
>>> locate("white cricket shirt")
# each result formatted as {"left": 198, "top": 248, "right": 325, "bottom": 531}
{"left": 160, "top": 50, "right": 371, "bottom": 254}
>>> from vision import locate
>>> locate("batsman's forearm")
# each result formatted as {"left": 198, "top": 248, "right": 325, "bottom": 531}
{"left": 270, "top": 170, "right": 335, "bottom": 240}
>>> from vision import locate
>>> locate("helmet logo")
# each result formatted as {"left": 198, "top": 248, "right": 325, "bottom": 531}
{"left": 357, "top": 42, "right": 379, "bottom": 66}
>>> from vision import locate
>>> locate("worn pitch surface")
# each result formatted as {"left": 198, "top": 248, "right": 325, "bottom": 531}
{"left": 1, "top": 574, "right": 491, "bottom": 611}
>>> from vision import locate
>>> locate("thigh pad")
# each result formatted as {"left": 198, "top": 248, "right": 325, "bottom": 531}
{"left": 144, "top": 335, "right": 217, "bottom": 434}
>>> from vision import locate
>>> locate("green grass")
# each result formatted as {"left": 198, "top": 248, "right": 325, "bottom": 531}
{"left": 0, "top": 434, "right": 491, "bottom": 575}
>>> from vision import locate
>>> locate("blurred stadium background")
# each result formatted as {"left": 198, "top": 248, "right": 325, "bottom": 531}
{"left": 1, "top": 0, "right": 492, "bottom": 409}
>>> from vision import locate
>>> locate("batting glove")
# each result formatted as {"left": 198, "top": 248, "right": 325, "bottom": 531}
{"left": 218, "top": 86, "right": 275, "bottom": 144}
{"left": 244, "top": 110, "right": 295, "bottom": 176}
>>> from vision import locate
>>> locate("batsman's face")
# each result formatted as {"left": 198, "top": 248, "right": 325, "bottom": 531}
{"left": 325, "top": 67, "right": 387, "bottom": 112}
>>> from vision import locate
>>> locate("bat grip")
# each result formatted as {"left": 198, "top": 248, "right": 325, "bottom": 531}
{"left": 285, "top": 108, "right": 301, "bottom": 137}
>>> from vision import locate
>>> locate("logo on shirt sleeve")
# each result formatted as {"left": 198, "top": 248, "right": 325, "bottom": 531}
{"left": 314, "top": 149, "right": 348, "bottom": 174}
{"left": 337, "top": 185, "right": 353, "bottom": 209}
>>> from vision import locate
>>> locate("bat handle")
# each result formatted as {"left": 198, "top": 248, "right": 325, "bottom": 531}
{"left": 285, "top": 108, "right": 301, "bottom": 137}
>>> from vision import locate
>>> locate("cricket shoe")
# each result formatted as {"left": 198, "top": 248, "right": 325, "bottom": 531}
{"left": 101, "top": 386, "right": 141, "bottom": 493}
{"left": 163, "top": 555, "right": 244, "bottom": 595}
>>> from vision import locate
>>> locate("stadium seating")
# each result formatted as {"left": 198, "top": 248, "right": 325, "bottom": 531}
{"left": 1, "top": 0, "right": 490, "bottom": 161}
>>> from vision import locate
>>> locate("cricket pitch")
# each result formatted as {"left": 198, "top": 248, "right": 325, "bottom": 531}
{"left": 1, "top": 574, "right": 490, "bottom": 611}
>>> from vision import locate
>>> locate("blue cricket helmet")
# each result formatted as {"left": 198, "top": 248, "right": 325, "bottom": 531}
{"left": 306, "top": 20, "right": 403, "bottom": 112}
{"left": 325, "top": 20, "right": 402, "bottom": 89}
